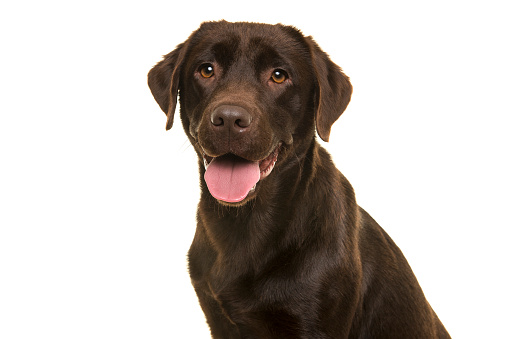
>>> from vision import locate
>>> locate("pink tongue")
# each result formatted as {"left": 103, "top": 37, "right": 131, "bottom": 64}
{"left": 204, "top": 155, "right": 260, "bottom": 203}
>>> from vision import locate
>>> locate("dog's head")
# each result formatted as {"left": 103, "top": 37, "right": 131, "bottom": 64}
{"left": 148, "top": 21, "right": 352, "bottom": 205}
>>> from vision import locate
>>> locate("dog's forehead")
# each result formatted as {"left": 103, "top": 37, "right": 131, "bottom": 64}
{"left": 188, "top": 22, "right": 310, "bottom": 69}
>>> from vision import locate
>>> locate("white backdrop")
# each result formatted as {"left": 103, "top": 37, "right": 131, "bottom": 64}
{"left": 1, "top": 1, "right": 508, "bottom": 338}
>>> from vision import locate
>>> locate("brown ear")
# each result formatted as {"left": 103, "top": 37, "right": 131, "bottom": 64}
{"left": 306, "top": 37, "right": 353, "bottom": 142}
{"left": 147, "top": 42, "right": 188, "bottom": 130}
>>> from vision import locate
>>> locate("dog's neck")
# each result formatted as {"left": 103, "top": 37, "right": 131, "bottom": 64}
{"left": 193, "top": 138, "right": 356, "bottom": 269}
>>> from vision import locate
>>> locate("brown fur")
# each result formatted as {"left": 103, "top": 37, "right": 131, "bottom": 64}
{"left": 148, "top": 21, "right": 450, "bottom": 338}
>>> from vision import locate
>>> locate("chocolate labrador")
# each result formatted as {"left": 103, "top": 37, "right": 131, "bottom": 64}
{"left": 148, "top": 21, "right": 450, "bottom": 338}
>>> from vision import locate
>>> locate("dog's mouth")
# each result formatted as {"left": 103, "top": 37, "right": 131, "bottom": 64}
{"left": 202, "top": 143, "right": 281, "bottom": 203}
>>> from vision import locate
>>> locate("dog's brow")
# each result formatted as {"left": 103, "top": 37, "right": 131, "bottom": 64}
{"left": 210, "top": 38, "right": 240, "bottom": 68}
{"left": 253, "top": 45, "right": 289, "bottom": 71}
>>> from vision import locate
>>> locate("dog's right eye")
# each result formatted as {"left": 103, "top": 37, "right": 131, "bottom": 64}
{"left": 199, "top": 64, "right": 215, "bottom": 78}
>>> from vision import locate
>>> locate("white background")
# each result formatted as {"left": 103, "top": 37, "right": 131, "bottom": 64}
{"left": 1, "top": 0, "right": 508, "bottom": 338}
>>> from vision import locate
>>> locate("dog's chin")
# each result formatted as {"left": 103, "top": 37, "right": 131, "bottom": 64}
{"left": 202, "top": 143, "right": 282, "bottom": 206}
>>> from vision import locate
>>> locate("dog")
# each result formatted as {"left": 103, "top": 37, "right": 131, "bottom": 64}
{"left": 148, "top": 20, "right": 450, "bottom": 338}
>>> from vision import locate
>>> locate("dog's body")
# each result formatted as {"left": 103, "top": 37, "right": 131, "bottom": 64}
{"left": 148, "top": 21, "right": 449, "bottom": 338}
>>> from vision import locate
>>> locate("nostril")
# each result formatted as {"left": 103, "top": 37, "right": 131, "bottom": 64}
{"left": 235, "top": 117, "right": 251, "bottom": 128}
{"left": 211, "top": 115, "right": 224, "bottom": 126}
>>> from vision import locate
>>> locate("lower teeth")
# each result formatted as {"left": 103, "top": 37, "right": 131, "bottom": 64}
{"left": 250, "top": 184, "right": 256, "bottom": 192}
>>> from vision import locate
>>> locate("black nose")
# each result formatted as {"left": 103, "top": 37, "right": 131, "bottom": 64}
{"left": 210, "top": 105, "right": 252, "bottom": 132}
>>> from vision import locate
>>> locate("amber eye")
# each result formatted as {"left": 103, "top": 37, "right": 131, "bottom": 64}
{"left": 271, "top": 69, "right": 288, "bottom": 84}
{"left": 200, "top": 64, "right": 214, "bottom": 78}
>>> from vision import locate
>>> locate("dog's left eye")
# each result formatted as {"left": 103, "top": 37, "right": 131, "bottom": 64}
{"left": 271, "top": 69, "right": 288, "bottom": 84}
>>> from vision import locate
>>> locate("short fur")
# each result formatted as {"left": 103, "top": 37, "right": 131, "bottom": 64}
{"left": 148, "top": 21, "right": 450, "bottom": 338}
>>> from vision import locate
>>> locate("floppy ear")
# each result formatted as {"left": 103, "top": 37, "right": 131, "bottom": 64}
{"left": 147, "top": 42, "right": 188, "bottom": 130}
{"left": 306, "top": 37, "right": 353, "bottom": 142}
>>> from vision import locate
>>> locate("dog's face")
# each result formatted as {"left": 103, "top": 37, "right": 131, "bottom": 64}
{"left": 148, "top": 21, "right": 352, "bottom": 205}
